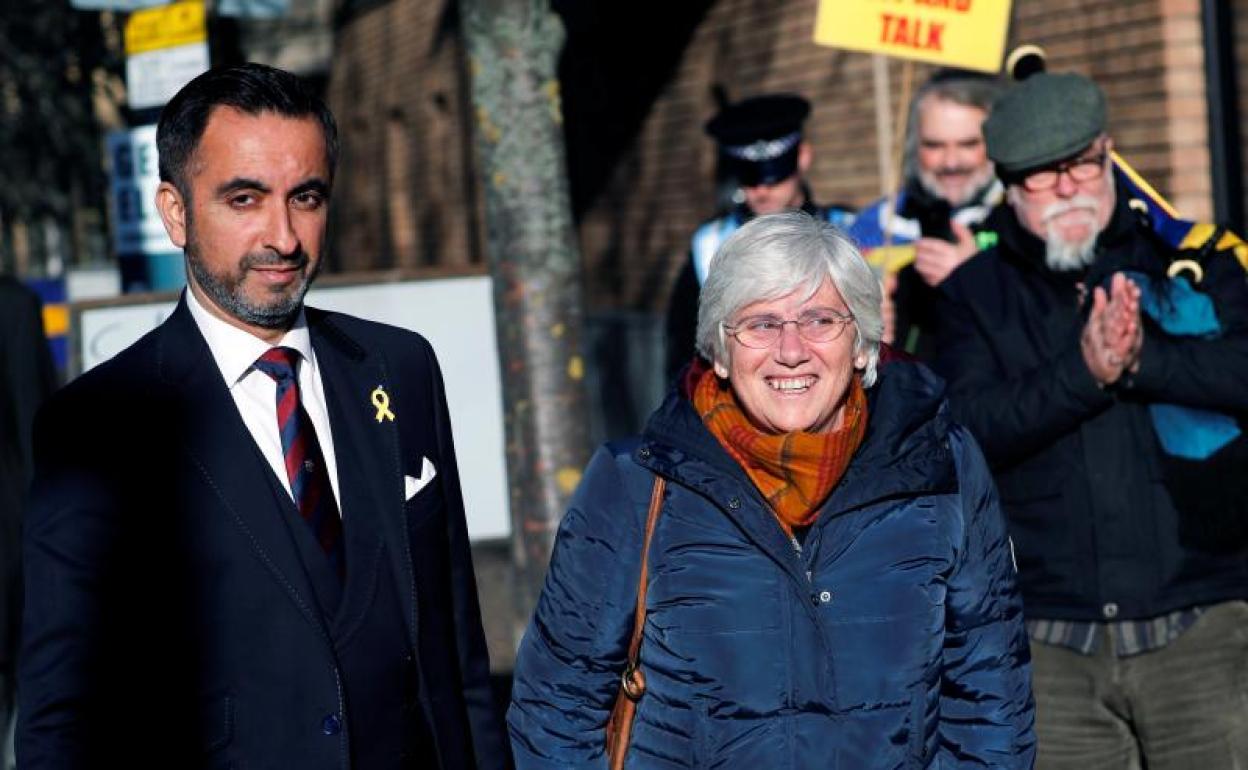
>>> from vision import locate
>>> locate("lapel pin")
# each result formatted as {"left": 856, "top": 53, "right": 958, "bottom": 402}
{"left": 371, "top": 385, "right": 396, "bottom": 423}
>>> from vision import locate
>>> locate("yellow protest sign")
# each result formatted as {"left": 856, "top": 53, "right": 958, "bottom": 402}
{"left": 124, "top": 0, "right": 206, "bottom": 56}
{"left": 814, "top": 0, "right": 1013, "bottom": 73}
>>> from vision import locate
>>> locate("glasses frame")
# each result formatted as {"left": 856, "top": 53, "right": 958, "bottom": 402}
{"left": 1017, "top": 149, "right": 1109, "bottom": 193}
{"left": 723, "top": 311, "right": 855, "bottom": 350}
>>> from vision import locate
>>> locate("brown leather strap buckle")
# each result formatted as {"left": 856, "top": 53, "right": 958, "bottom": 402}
{"left": 620, "top": 660, "right": 646, "bottom": 702}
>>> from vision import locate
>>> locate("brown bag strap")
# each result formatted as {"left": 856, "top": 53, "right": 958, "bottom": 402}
{"left": 620, "top": 475, "right": 665, "bottom": 698}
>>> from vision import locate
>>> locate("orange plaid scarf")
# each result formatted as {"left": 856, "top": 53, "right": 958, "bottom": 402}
{"left": 693, "top": 367, "right": 868, "bottom": 535}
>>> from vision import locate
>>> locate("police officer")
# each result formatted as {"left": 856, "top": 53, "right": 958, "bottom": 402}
{"left": 665, "top": 94, "right": 853, "bottom": 378}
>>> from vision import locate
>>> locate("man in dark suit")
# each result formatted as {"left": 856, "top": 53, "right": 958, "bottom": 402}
{"left": 0, "top": 276, "right": 55, "bottom": 766}
{"left": 17, "top": 63, "right": 509, "bottom": 769}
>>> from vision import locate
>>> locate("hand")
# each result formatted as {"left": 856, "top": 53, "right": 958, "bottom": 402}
{"left": 1081, "top": 274, "right": 1144, "bottom": 385}
{"left": 1081, "top": 286, "right": 1122, "bottom": 385}
{"left": 1102, "top": 273, "right": 1143, "bottom": 373}
{"left": 913, "top": 221, "right": 978, "bottom": 287}
{"left": 881, "top": 271, "right": 898, "bottom": 345}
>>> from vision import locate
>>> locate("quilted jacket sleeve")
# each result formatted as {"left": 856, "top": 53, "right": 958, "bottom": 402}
{"left": 507, "top": 446, "right": 648, "bottom": 769}
{"left": 938, "top": 425, "right": 1037, "bottom": 767}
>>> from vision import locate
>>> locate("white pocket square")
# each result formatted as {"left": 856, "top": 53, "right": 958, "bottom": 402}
{"left": 404, "top": 456, "right": 438, "bottom": 501}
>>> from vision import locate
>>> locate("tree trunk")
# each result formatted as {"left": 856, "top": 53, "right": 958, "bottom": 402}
{"left": 459, "top": 0, "right": 592, "bottom": 633}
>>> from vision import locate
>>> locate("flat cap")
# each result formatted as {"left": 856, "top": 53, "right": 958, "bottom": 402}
{"left": 705, "top": 94, "right": 811, "bottom": 186}
{"left": 984, "top": 72, "right": 1107, "bottom": 176}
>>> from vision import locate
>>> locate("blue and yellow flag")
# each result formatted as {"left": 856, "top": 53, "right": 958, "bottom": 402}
{"left": 1112, "top": 151, "right": 1248, "bottom": 269}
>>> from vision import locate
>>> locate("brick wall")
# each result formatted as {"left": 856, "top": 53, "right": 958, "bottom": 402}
{"left": 328, "top": 0, "right": 1223, "bottom": 308}
{"left": 575, "top": 0, "right": 1217, "bottom": 312}
{"left": 326, "top": 0, "right": 482, "bottom": 272}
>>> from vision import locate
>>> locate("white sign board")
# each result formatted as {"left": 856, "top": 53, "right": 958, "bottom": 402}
{"left": 73, "top": 275, "right": 512, "bottom": 542}
{"left": 124, "top": 1, "right": 209, "bottom": 110}
{"left": 126, "top": 42, "right": 210, "bottom": 110}
{"left": 106, "top": 124, "right": 174, "bottom": 256}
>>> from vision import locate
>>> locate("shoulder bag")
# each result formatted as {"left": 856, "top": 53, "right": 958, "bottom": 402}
{"left": 604, "top": 475, "right": 666, "bottom": 770}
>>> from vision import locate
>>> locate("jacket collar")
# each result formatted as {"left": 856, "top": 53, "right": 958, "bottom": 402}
{"left": 152, "top": 300, "right": 417, "bottom": 648}
{"left": 636, "top": 361, "right": 955, "bottom": 595}
{"left": 640, "top": 361, "right": 956, "bottom": 519}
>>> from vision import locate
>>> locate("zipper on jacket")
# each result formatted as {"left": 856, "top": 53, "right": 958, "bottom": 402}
{"left": 789, "top": 534, "right": 812, "bottom": 583}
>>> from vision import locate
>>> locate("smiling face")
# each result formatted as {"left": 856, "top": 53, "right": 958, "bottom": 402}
{"left": 713, "top": 280, "right": 866, "bottom": 435}
{"left": 156, "top": 107, "right": 331, "bottom": 342}
{"left": 915, "top": 96, "right": 994, "bottom": 207}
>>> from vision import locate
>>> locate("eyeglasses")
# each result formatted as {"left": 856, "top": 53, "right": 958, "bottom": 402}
{"left": 1018, "top": 151, "right": 1108, "bottom": 193}
{"left": 723, "top": 311, "right": 854, "bottom": 349}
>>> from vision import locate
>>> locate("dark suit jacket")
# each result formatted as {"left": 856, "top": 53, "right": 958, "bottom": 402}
{"left": 0, "top": 277, "right": 55, "bottom": 685}
{"left": 17, "top": 299, "right": 509, "bottom": 769}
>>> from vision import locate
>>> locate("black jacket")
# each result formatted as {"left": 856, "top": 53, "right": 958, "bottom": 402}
{"left": 933, "top": 193, "right": 1248, "bottom": 622}
{"left": 18, "top": 300, "right": 509, "bottom": 769}
{"left": 0, "top": 278, "right": 55, "bottom": 693}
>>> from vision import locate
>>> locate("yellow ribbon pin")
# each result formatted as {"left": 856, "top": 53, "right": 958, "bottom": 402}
{"left": 371, "top": 386, "right": 395, "bottom": 423}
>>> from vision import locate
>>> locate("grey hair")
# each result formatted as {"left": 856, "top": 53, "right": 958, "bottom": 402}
{"left": 696, "top": 211, "right": 884, "bottom": 387}
{"left": 902, "top": 74, "right": 1002, "bottom": 181}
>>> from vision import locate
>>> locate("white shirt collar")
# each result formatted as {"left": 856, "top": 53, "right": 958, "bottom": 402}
{"left": 184, "top": 287, "right": 316, "bottom": 387}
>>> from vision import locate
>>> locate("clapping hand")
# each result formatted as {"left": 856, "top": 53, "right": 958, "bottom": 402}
{"left": 1082, "top": 272, "right": 1143, "bottom": 386}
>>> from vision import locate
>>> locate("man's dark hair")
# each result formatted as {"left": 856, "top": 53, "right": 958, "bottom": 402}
{"left": 156, "top": 62, "right": 339, "bottom": 199}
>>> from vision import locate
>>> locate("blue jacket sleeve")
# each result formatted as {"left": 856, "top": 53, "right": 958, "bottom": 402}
{"left": 17, "top": 399, "right": 122, "bottom": 768}
{"left": 507, "top": 446, "right": 647, "bottom": 769}
{"left": 938, "top": 425, "right": 1036, "bottom": 767}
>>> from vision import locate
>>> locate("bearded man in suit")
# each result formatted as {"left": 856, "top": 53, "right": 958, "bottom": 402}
{"left": 17, "top": 63, "right": 509, "bottom": 770}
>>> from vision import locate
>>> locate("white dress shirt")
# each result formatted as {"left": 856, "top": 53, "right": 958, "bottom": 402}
{"left": 185, "top": 288, "right": 343, "bottom": 513}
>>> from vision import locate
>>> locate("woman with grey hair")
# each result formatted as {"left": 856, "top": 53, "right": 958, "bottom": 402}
{"left": 508, "top": 211, "right": 1036, "bottom": 769}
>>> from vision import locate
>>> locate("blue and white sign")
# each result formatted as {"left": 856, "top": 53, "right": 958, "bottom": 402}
{"left": 105, "top": 124, "right": 173, "bottom": 256}
{"left": 70, "top": 0, "right": 169, "bottom": 10}
{"left": 217, "top": 0, "right": 290, "bottom": 18}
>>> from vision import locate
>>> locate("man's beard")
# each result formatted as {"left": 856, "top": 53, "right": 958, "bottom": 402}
{"left": 917, "top": 162, "right": 995, "bottom": 208}
{"left": 185, "top": 228, "right": 317, "bottom": 330}
{"left": 1039, "top": 195, "right": 1102, "bottom": 272}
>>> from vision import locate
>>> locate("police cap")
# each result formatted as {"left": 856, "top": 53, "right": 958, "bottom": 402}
{"left": 705, "top": 94, "right": 811, "bottom": 186}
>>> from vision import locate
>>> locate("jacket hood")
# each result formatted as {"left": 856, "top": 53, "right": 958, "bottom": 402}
{"left": 639, "top": 360, "right": 957, "bottom": 520}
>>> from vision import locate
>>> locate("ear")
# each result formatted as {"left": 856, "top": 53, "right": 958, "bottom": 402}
{"left": 712, "top": 358, "right": 730, "bottom": 379}
{"left": 155, "top": 181, "right": 188, "bottom": 249}
{"left": 797, "top": 141, "right": 813, "bottom": 174}
{"left": 854, "top": 352, "right": 868, "bottom": 370}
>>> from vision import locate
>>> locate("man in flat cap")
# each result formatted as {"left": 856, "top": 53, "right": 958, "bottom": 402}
{"left": 664, "top": 94, "right": 853, "bottom": 378}
{"left": 849, "top": 69, "right": 1002, "bottom": 358}
{"left": 934, "top": 72, "right": 1248, "bottom": 768}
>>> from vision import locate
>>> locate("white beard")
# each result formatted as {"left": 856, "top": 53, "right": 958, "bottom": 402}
{"left": 1041, "top": 198, "right": 1101, "bottom": 271}
{"left": 1005, "top": 190, "right": 1105, "bottom": 272}
{"left": 1044, "top": 228, "right": 1098, "bottom": 271}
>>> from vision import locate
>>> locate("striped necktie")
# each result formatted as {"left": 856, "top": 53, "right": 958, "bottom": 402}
{"left": 254, "top": 346, "right": 345, "bottom": 578}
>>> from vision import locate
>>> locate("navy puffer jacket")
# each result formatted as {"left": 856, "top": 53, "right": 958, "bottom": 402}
{"left": 509, "top": 362, "right": 1035, "bottom": 768}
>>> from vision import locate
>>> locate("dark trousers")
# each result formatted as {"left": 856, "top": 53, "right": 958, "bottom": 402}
{"left": 1031, "top": 600, "right": 1248, "bottom": 770}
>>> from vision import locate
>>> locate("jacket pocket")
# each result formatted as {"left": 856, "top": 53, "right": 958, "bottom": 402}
{"left": 200, "top": 692, "right": 234, "bottom": 755}
{"left": 403, "top": 479, "right": 446, "bottom": 532}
